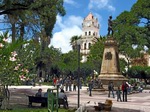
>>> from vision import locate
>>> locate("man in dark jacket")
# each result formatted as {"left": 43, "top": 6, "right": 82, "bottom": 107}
{"left": 108, "top": 81, "right": 115, "bottom": 98}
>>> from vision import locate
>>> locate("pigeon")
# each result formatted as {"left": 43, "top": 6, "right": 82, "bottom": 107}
{"left": 87, "top": 101, "right": 90, "bottom": 104}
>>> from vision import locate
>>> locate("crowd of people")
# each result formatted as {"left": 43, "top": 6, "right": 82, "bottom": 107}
{"left": 35, "top": 76, "right": 144, "bottom": 107}
{"left": 52, "top": 76, "right": 84, "bottom": 92}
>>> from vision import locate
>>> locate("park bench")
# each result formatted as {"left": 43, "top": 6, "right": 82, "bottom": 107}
{"left": 28, "top": 96, "right": 47, "bottom": 107}
{"left": 27, "top": 96, "right": 68, "bottom": 108}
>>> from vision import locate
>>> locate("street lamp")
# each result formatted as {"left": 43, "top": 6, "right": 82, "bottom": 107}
{"left": 77, "top": 39, "right": 82, "bottom": 108}
{"left": 125, "top": 66, "right": 128, "bottom": 77}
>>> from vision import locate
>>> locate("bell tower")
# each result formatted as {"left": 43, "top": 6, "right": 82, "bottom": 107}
{"left": 80, "top": 12, "right": 100, "bottom": 62}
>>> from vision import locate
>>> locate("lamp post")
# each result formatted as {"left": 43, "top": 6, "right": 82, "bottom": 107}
{"left": 125, "top": 66, "right": 128, "bottom": 77}
{"left": 77, "top": 39, "right": 81, "bottom": 108}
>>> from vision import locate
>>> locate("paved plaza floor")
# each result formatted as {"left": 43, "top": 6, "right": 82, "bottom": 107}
{"left": 8, "top": 85, "right": 150, "bottom": 112}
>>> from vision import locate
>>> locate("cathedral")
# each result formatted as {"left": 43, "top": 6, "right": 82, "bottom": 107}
{"left": 80, "top": 12, "right": 100, "bottom": 62}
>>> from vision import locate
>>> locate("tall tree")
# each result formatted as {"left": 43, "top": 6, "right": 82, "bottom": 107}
{"left": 88, "top": 37, "right": 105, "bottom": 74}
{"left": 0, "top": 0, "right": 66, "bottom": 43}
{"left": 0, "top": 0, "right": 66, "bottom": 82}
{"left": 113, "top": 0, "right": 150, "bottom": 71}
{"left": 70, "top": 35, "right": 81, "bottom": 50}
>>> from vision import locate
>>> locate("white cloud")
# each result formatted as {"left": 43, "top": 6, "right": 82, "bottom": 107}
{"left": 64, "top": 0, "right": 76, "bottom": 5}
{"left": 51, "top": 15, "right": 83, "bottom": 53}
{"left": 64, "top": 15, "right": 83, "bottom": 27}
{"left": 108, "top": 5, "right": 115, "bottom": 12}
{"left": 55, "top": 15, "right": 65, "bottom": 29}
{"left": 88, "top": 0, "right": 115, "bottom": 12}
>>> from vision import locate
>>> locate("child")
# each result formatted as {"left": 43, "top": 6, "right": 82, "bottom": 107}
{"left": 116, "top": 86, "right": 122, "bottom": 102}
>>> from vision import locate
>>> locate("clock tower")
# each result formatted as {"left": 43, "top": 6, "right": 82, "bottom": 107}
{"left": 80, "top": 12, "right": 100, "bottom": 62}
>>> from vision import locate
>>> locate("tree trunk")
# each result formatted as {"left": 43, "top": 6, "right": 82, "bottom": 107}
{"left": 20, "top": 23, "right": 25, "bottom": 40}
{"left": 8, "top": 15, "right": 17, "bottom": 43}
{"left": 12, "top": 23, "right": 16, "bottom": 43}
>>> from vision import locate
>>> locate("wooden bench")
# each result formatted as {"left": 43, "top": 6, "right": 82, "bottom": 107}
{"left": 28, "top": 96, "right": 68, "bottom": 108}
{"left": 28, "top": 96, "right": 47, "bottom": 107}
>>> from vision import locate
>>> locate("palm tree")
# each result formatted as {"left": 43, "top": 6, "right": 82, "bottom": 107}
{"left": 70, "top": 35, "right": 81, "bottom": 50}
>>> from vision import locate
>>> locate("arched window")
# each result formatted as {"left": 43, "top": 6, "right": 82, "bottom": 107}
{"left": 85, "top": 32, "right": 87, "bottom": 36}
{"left": 89, "top": 43, "right": 91, "bottom": 49}
{"left": 84, "top": 43, "right": 86, "bottom": 49}
{"left": 89, "top": 31, "right": 91, "bottom": 36}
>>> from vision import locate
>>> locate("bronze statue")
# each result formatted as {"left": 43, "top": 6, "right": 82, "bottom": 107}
{"left": 107, "top": 16, "right": 113, "bottom": 36}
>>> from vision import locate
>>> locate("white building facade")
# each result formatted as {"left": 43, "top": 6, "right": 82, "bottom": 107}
{"left": 80, "top": 12, "right": 100, "bottom": 62}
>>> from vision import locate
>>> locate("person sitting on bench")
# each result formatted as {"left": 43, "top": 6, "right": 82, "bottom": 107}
{"left": 58, "top": 89, "right": 68, "bottom": 108}
{"left": 35, "top": 88, "right": 42, "bottom": 97}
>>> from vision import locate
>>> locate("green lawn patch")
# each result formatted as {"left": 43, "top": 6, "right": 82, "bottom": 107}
{"left": 0, "top": 108, "right": 75, "bottom": 112}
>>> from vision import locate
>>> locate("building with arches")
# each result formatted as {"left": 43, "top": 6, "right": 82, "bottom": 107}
{"left": 80, "top": 12, "right": 100, "bottom": 62}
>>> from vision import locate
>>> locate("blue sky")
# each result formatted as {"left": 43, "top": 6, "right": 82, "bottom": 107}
{"left": 51, "top": 0, "right": 137, "bottom": 53}
{"left": 0, "top": 0, "right": 137, "bottom": 53}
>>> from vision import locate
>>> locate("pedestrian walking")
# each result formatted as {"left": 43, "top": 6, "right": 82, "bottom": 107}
{"left": 73, "top": 79, "right": 77, "bottom": 91}
{"left": 108, "top": 81, "right": 115, "bottom": 98}
{"left": 53, "top": 77, "right": 57, "bottom": 87}
{"left": 116, "top": 86, "right": 122, "bottom": 102}
{"left": 65, "top": 77, "right": 69, "bottom": 91}
{"left": 80, "top": 78, "right": 83, "bottom": 89}
{"left": 122, "top": 82, "right": 128, "bottom": 102}
{"left": 39, "top": 79, "right": 42, "bottom": 86}
{"left": 68, "top": 77, "right": 72, "bottom": 91}
{"left": 56, "top": 78, "right": 61, "bottom": 89}
{"left": 88, "top": 80, "right": 93, "bottom": 96}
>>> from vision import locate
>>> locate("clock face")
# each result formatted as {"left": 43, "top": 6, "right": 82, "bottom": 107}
{"left": 86, "top": 21, "right": 91, "bottom": 26}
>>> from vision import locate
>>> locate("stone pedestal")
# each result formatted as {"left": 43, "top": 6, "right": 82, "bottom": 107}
{"left": 98, "top": 37, "right": 128, "bottom": 89}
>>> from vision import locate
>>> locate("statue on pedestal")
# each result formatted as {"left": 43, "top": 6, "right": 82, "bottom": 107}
{"left": 98, "top": 16, "right": 128, "bottom": 90}
{"left": 107, "top": 16, "right": 113, "bottom": 36}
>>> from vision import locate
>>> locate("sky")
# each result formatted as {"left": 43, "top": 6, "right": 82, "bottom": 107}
{"left": 0, "top": 0, "right": 137, "bottom": 53}
{"left": 51, "top": 0, "right": 137, "bottom": 53}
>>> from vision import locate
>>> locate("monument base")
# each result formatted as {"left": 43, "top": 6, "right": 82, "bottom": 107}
{"left": 92, "top": 88, "right": 106, "bottom": 92}
{"left": 98, "top": 36, "right": 128, "bottom": 90}
{"left": 99, "top": 72, "right": 128, "bottom": 90}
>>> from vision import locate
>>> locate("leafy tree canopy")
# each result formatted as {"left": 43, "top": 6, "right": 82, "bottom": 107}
{"left": 114, "top": 0, "right": 150, "bottom": 54}
{"left": 88, "top": 37, "right": 105, "bottom": 74}
{"left": 113, "top": 0, "right": 150, "bottom": 69}
{"left": 0, "top": 0, "right": 66, "bottom": 40}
